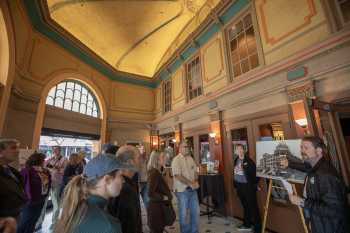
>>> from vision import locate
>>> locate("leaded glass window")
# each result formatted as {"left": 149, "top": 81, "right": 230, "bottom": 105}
{"left": 46, "top": 80, "right": 100, "bottom": 118}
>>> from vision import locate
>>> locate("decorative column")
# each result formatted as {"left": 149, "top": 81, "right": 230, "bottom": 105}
{"left": 0, "top": 84, "right": 11, "bottom": 135}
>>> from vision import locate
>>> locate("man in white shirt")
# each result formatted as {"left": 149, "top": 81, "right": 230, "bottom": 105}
{"left": 171, "top": 142, "right": 199, "bottom": 233}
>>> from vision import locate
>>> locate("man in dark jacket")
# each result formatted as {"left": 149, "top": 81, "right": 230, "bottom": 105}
{"left": 233, "top": 144, "right": 261, "bottom": 233}
{"left": 0, "top": 138, "right": 26, "bottom": 219}
{"left": 287, "top": 136, "right": 349, "bottom": 233}
{"left": 108, "top": 145, "right": 142, "bottom": 233}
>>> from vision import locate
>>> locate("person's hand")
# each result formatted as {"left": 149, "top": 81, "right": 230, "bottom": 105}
{"left": 0, "top": 217, "right": 17, "bottom": 233}
{"left": 280, "top": 157, "right": 289, "bottom": 169}
{"left": 191, "top": 181, "right": 199, "bottom": 190}
{"left": 289, "top": 194, "right": 303, "bottom": 206}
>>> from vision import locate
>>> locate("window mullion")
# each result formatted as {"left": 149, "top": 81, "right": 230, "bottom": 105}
{"left": 79, "top": 84, "right": 83, "bottom": 114}
{"left": 63, "top": 82, "right": 67, "bottom": 109}
{"left": 53, "top": 85, "right": 58, "bottom": 106}
{"left": 72, "top": 82, "right": 76, "bottom": 111}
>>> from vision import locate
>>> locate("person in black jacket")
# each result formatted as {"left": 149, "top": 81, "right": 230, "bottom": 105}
{"left": 286, "top": 136, "right": 349, "bottom": 233}
{"left": 233, "top": 144, "right": 261, "bottom": 233}
{"left": 60, "top": 153, "right": 84, "bottom": 196}
{"left": 108, "top": 145, "right": 142, "bottom": 233}
{"left": 0, "top": 138, "right": 26, "bottom": 219}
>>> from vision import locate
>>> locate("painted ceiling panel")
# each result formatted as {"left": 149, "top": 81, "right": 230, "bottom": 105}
{"left": 45, "top": 0, "right": 218, "bottom": 78}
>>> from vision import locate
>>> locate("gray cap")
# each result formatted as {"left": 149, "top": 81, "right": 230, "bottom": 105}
{"left": 83, "top": 153, "right": 136, "bottom": 181}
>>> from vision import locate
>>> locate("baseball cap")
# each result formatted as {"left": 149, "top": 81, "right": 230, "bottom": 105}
{"left": 83, "top": 153, "right": 136, "bottom": 181}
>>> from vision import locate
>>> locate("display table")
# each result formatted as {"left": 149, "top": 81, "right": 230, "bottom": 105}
{"left": 198, "top": 173, "right": 225, "bottom": 221}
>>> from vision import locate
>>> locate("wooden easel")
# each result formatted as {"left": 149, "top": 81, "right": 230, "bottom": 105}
{"left": 261, "top": 178, "right": 309, "bottom": 233}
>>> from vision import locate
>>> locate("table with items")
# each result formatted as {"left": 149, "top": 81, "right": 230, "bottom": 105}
{"left": 198, "top": 173, "right": 225, "bottom": 221}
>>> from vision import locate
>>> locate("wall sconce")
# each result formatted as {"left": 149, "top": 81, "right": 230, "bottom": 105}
{"left": 295, "top": 118, "right": 308, "bottom": 128}
{"left": 150, "top": 135, "right": 159, "bottom": 149}
{"left": 172, "top": 138, "right": 177, "bottom": 143}
{"left": 209, "top": 132, "right": 219, "bottom": 145}
{"left": 152, "top": 140, "right": 158, "bottom": 146}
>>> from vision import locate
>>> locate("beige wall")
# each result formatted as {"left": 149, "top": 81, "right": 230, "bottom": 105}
{"left": 165, "top": 30, "right": 229, "bottom": 113}
{"left": 2, "top": 0, "right": 154, "bottom": 147}
{"left": 201, "top": 32, "right": 228, "bottom": 95}
{"left": 109, "top": 122, "right": 151, "bottom": 154}
{"left": 171, "top": 67, "right": 186, "bottom": 110}
{"left": 3, "top": 93, "right": 37, "bottom": 148}
{"left": 154, "top": 86, "right": 162, "bottom": 117}
{"left": 1, "top": 0, "right": 350, "bottom": 232}
{"left": 255, "top": 0, "right": 330, "bottom": 65}
{"left": 157, "top": 0, "right": 342, "bottom": 119}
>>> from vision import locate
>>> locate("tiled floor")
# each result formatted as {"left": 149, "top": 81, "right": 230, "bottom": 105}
{"left": 165, "top": 216, "right": 243, "bottom": 233}
{"left": 37, "top": 210, "right": 246, "bottom": 233}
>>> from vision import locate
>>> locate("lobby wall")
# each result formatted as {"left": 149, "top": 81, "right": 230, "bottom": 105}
{"left": 1, "top": 0, "right": 155, "bottom": 149}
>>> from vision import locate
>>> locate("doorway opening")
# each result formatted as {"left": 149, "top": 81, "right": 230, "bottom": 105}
{"left": 339, "top": 114, "right": 350, "bottom": 161}
{"left": 39, "top": 128, "right": 100, "bottom": 161}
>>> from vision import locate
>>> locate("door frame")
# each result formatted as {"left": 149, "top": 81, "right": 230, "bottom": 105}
{"left": 309, "top": 98, "right": 350, "bottom": 186}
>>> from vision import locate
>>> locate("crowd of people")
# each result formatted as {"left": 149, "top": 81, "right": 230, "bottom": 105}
{"left": 0, "top": 136, "right": 349, "bottom": 233}
{"left": 0, "top": 139, "right": 198, "bottom": 233}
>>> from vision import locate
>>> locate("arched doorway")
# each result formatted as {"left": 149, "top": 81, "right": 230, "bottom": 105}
{"left": 32, "top": 72, "right": 108, "bottom": 150}
{"left": 0, "top": 8, "right": 9, "bottom": 86}
{"left": 0, "top": 2, "right": 15, "bottom": 135}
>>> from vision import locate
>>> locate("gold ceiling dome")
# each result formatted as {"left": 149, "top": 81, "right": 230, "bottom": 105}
{"left": 45, "top": 0, "right": 220, "bottom": 78}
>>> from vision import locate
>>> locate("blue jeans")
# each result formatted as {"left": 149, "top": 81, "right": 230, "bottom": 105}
{"left": 140, "top": 182, "right": 149, "bottom": 209}
{"left": 17, "top": 200, "right": 45, "bottom": 233}
{"left": 175, "top": 189, "right": 200, "bottom": 233}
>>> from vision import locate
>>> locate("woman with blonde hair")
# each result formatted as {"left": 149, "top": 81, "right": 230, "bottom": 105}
{"left": 147, "top": 151, "right": 173, "bottom": 233}
{"left": 54, "top": 154, "right": 134, "bottom": 233}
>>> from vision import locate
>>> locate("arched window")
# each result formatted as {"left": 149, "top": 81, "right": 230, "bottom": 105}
{"left": 46, "top": 80, "right": 100, "bottom": 118}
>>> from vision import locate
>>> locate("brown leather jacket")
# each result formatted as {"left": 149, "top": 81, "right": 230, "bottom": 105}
{"left": 147, "top": 168, "right": 173, "bottom": 232}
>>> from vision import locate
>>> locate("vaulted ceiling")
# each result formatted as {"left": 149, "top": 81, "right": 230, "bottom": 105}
{"left": 43, "top": 0, "right": 221, "bottom": 78}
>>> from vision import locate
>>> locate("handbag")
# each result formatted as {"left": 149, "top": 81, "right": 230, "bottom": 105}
{"left": 161, "top": 200, "right": 176, "bottom": 226}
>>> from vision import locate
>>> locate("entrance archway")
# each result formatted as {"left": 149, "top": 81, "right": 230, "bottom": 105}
{"left": 32, "top": 72, "right": 108, "bottom": 149}
{"left": 0, "top": 2, "right": 15, "bottom": 135}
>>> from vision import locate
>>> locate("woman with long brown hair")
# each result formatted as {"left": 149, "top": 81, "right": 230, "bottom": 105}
{"left": 147, "top": 151, "right": 173, "bottom": 233}
{"left": 54, "top": 154, "right": 134, "bottom": 233}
